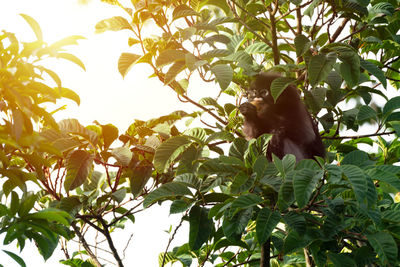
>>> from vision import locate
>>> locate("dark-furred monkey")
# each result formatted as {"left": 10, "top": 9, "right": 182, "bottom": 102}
{"left": 239, "top": 72, "right": 325, "bottom": 161}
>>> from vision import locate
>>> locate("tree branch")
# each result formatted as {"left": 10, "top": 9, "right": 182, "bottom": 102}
{"left": 330, "top": 18, "right": 349, "bottom": 43}
{"left": 71, "top": 222, "right": 102, "bottom": 267}
{"left": 98, "top": 216, "right": 124, "bottom": 267}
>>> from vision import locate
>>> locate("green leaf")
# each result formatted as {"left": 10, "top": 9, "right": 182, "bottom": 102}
{"left": 305, "top": 87, "right": 326, "bottom": 114}
{"left": 277, "top": 176, "right": 294, "bottom": 211}
{"left": 174, "top": 173, "right": 201, "bottom": 189}
{"left": 367, "top": 232, "right": 398, "bottom": 266}
{"left": 154, "top": 136, "right": 192, "bottom": 172}
{"left": 143, "top": 182, "right": 192, "bottom": 208}
{"left": 370, "top": 2, "right": 395, "bottom": 17}
{"left": 27, "top": 208, "right": 71, "bottom": 226}
{"left": 189, "top": 206, "right": 213, "bottom": 250}
{"left": 245, "top": 42, "right": 271, "bottom": 54}
{"left": 20, "top": 14, "right": 42, "bottom": 41}
{"left": 58, "top": 196, "right": 82, "bottom": 216}
{"left": 366, "top": 167, "right": 400, "bottom": 191}
{"left": 118, "top": 53, "right": 141, "bottom": 78}
{"left": 204, "top": 34, "right": 231, "bottom": 45}
{"left": 270, "top": 77, "right": 296, "bottom": 102}
{"left": 112, "top": 188, "right": 126, "bottom": 203}
{"left": 10, "top": 191, "right": 19, "bottom": 217}
{"left": 211, "top": 64, "right": 233, "bottom": 90}
{"left": 340, "top": 61, "right": 359, "bottom": 88}
{"left": 229, "top": 138, "right": 247, "bottom": 159}
{"left": 308, "top": 53, "right": 337, "bottom": 87}
{"left": 57, "top": 53, "right": 86, "bottom": 71}
{"left": 200, "top": 49, "right": 231, "bottom": 59}
{"left": 360, "top": 58, "right": 387, "bottom": 88}
{"left": 129, "top": 164, "right": 152, "bottom": 197}
{"left": 18, "top": 193, "right": 37, "bottom": 217}
{"left": 172, "top": 5, "right": 200, "bottom": 21}
{"left": 25, "top": 231, "right": 58, "bottom": 261}
{"left": 205, "top": 131, "right": 235, "bottom": 143}
{"left": 283, "top": 230, "right": 310, "bottom": 254}
{"left": 231, "top": 193, "right": 263, "bottom": 211}
{"left": 341, "top": 165, "right": 367, "bottom": 205}
{"left": 293, "top": 169, "right": 322, "bottom": 208}
{"left": 383, "top": 96, "right": 400, "bottom": 116}
{"left": 95, "top": 16, "right": 132, "bottom": 33}
{"left": 328, "top": 253, "right": 356, "bottom": 267}
{"left": 294, "top": 34, "right": 312, "bottom": 57}
{"left": 199, "top": 97, "right": 224, "bottom": 113}
{"left": 156, "top": 50, "right": 186, "bottom": 67}
{"left": 256, "top": 207, "right": 281, "bottom": 244}
{"left": 185, "top": 54, "right": 207, "bottom": 71}
{"left": 357, "top": 105, "right": 377, "bottom": 122}
{"left": 64, "top": 150, "right": 94, "bottom": 191}
{"left": 342, "top": 150, "right": 370, "bottom": 167}
{"left": 283, "top": 211, "right": 306, "bottom": 236}
{"left": 170, "top": 199, "right": 191, "bottom": 214}
{"left": 230, "top": 172, "right": 255, "bottom": 193}
{"left": 222, "top": 208, "right": 252, "bottom": 242}
{"left": 198, "top": 158, "right": 242, "bottom": 177}
{"left": 2, "top": 250, "right": 26, "bottom": 267}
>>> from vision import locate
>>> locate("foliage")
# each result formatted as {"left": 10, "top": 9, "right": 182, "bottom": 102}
{"left": 2, "top": 0, "right": 400, "bottom": 267}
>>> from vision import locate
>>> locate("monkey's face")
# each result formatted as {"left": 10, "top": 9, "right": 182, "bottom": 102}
{"left": 250, "top": 98, "right": 270, "bottom": 114}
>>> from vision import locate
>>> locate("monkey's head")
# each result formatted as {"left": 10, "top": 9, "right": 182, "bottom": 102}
{"left": 244, "top": 72, "right": 281, "bottom": 105}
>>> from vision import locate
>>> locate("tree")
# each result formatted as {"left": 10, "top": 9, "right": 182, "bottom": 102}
{"left": 2, "top": 0, "right": 400, "bottom": 266}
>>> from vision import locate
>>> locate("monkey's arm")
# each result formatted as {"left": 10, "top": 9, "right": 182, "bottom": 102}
{"left": 239, "top": 102, "right": 262, "bottom": 139}
{"left": 239, "top": 102, "right": 258, "bottom": 120}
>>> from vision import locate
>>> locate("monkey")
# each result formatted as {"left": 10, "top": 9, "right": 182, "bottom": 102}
{"left": 239, "top": 72, "right": 325, "bottom": 161}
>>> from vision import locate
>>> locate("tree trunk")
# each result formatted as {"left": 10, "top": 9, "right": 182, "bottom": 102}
{"left": 260, "top": 238, "right": 271, "bottom": 267}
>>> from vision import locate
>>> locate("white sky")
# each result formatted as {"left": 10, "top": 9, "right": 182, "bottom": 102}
{"left": 0, "top": 0, "right": 222, "bottom": 266}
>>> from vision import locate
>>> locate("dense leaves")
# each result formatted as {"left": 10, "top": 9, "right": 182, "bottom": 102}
{"left": 3, "top": 0, "right": 400, "bottom": 266}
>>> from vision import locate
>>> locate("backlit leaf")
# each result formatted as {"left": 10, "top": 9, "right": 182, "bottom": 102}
{"left": 173, "top": 5, "right": 200, "bottom": 21}
{"left": 95, "top": 16, "right": 132, "bottom": 33}
{"left": 64, "top": 150, "right": 93, "bottom": 191}
{"left": 118, "top": 53, "right": 141, "bottom": 78}
{"left": 57, "top": 53, "right": 86, "bottom": 71}
{"left": 20, "top": 14, "right": 42, "bottom": 41}
{"left": 154, "top": 136, "right": 192, "bottom": 172}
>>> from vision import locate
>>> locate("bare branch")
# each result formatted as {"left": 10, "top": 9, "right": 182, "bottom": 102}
{"left": 71, "top": 222, "right": 102, "bottom": 267}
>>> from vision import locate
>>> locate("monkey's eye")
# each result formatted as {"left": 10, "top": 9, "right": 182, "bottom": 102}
{"left": 258, "top": 89, "right": 268, "bottom": 97}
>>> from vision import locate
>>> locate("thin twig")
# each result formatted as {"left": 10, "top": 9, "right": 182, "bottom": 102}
{"left": 323, "top": 131, "right": 395, "bottom": 140}
{"left": 161, "top": 216, "right": 185, "bottom": 267}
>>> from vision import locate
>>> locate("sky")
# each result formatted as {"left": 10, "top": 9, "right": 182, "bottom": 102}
{"left": 0, "top": 0, "right": 219, "bottom": 266}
